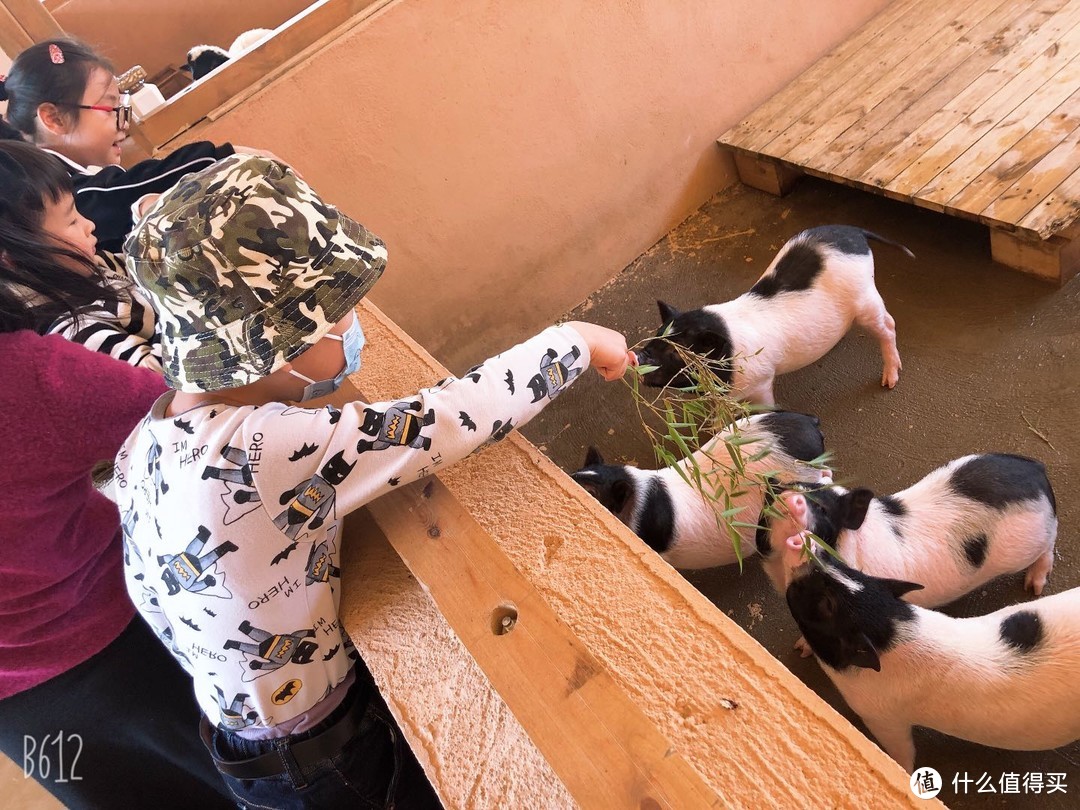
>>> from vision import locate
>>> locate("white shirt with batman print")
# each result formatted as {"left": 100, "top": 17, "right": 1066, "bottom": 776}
{"left": 116, "top": 323, "right": 589, "bottom": 734}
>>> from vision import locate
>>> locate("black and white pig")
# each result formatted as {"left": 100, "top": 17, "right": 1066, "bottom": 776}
{"left": 635, "top": 225, "right": 910, "bottom": 405}
{"left": 571, "top": 411, "right": 829, "bottom": 569}
{"left": 783, "top": 535, "right": 1080, "bottom": 772}
{"left": 760, "top": 454, "right": 1058, "bottom": 626}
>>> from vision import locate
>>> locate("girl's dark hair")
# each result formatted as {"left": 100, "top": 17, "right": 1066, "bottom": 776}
{"left": 0, "top": 141, "right": 121, "bottom": 333}
{"left": 0, "top": 38, "right": 115, "bottom": 139}
{"left": 0, "top": 119, "right": 26, "bottom": 142}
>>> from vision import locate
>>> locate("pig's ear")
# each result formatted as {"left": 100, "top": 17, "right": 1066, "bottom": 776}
{"left": 842, "top": 632, "right": 882, "bottom": 671}
{"left": 570, "top": 470, "right": 600, "bottom": 496}
{"left": 880, "top": 578, "right": 924, "bottom": 599}
{"left": 657, "top": 300, "right": 679, "bottom": 324}
{"left": 583, "top": 446, "right": 605, "bottom": 467}
{"left": 610, "top": 479, "right": 633, "bottom": 513}
{"left": 839, "top": 488, "right": 874, "bottom": 529}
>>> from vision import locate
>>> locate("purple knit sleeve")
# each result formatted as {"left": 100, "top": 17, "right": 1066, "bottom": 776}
{"left": 35, "top": 334, "right": 168, "bottom": 462}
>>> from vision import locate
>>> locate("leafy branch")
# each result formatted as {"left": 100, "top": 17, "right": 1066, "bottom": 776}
{"left": 622, "top": 336, "right": 835, "bottom": 570}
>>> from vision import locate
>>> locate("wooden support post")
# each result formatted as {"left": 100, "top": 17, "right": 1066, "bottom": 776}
{"left": 989, "top": 223, "right": 1080, "bottom": 286}
{"left": 730, "top": 151, "right": 803, "bottom": 196}
{"left": 0, "top": 0, "right": 62, "bottom": 44}
{"left": 0, "top": 3, "right": 34, "bottom": 56}
{"left": 359, "top": 478, "right": 721, "bottom": 810}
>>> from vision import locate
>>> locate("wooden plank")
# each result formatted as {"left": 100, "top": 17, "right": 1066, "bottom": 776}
{"left": 771, "top": 0, "right": 991, "bottom": 165}
{"left": 982, "top": 109, "right": 1080, "bottom": 227}
{"left": 888, "top": 8, "right": 1080, "bottom": 196}
{"left": 361, "top": 478, "right": 722, "bottom": 810}
{"left": 919, "top": 54, "right": 1080, "bottom": 210}
{"left": 0, "top": 0, "right": 63, "bottom": 42}
{"left": 990, "top": 222, "right": 1080, "bottom": 283}
{"left": 1018, "top": 160, "right": 1080, "bottom": 236}
{"left": 949, "top": 86, "right": 1080, "bottom": 219}
{"left": 720, "top": 0, "right": 925, "bottom": 153}
{"left": 0, "top": 3, "right": 34, "bottom": 57}
{"left": 132, "top": 0, "right": 389, "bottom": 149}
{"left": 732, "top": 152, "right": 802, "bottom": 196}
{"left": 863, "top": 0, "right": 1080, "bottom": 189}
{"left": 815, "top": 0, "right": 1043, "bottom": 176}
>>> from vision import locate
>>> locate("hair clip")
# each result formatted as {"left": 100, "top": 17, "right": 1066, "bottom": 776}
{"left": 49, "top": 44, "right": 65, "bottom": 64}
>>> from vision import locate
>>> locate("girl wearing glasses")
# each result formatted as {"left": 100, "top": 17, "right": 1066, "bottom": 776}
{"left": 0, "top": 38, "right": 237, "bottom": 253}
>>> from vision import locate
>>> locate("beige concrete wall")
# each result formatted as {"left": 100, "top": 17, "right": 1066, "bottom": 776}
{"left": 48, "top": 0, "right": 310, "bottom": 78}
{"left": 173, "top": 0, "right": 893, "bottom": 369}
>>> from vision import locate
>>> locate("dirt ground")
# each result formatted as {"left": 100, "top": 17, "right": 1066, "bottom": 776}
{"left": 521, "top": 176, "right": 1080, "bottom": 809}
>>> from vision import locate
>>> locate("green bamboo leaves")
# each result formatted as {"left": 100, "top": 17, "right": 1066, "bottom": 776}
{"left": 625, "top": 338, "right": 835, "bottom": 570}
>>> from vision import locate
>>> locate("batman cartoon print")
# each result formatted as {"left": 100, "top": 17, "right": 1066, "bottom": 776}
{"left": 356, "top": 399, "right": 435, "bottom": 453}
{"left": 527, "top": 347, "right": 582, "bottom": 402}
{"left": 202, "top": 444, "right": 262, "bottom": 524}
{"left": 274, "top": 451, "right": 356, "bottom": 540}
{"left": 144, "top": 430, "right": 169, "bottom": 503}
{"left": 214, "top": 687, "right": 260, "bottom": 730}
{"left": 157, "top": 525, "right": 238, "bottom": 597}
{"left": 224, "top": 619, "right": 319, "bottom": 679}
{"left": 305, "top": 530, "right": 341, "bottom": 587}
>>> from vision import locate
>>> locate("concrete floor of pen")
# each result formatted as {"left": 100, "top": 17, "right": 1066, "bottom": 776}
{"left": 522, "top": 175, "right": 1080, "bottom": 809}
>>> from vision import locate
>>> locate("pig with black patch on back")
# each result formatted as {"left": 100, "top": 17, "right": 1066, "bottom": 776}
{"left": 759, "top": 453, "right": 1058, "bottom": 645}
{"left": 782, "top": 534, "right": 1080, "bottom": 773}
{"left": 571, "top": 411, "right": 829, "bottom": 569}
{"left": 635, "top": 225, "right": 910, "bottom": 405}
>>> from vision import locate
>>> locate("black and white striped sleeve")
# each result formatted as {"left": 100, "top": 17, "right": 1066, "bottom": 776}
{"left": 47, "top": 252, "right": 163, "bottom": 372}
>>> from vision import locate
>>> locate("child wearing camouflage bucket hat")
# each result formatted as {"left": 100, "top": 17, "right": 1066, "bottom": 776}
{"left": 115, "top": 152, "right": 634, "bottom": 806}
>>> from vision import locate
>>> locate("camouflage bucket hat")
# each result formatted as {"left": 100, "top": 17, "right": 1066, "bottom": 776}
{"left": 125, "top": 153, "right": 387, "bottom": 392}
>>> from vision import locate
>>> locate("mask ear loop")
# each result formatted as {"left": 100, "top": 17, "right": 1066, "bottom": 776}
{"left": 288, "top": 331, "right": 346, "bottom": 384}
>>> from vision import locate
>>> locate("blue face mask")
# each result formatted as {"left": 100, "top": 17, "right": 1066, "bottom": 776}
{"left": 289, "top": 313, "right": 365, "bottom": 402}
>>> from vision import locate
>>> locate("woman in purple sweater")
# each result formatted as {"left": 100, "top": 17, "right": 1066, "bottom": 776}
{"left": 0, "top": 139, "right": 232, "bottom": 807}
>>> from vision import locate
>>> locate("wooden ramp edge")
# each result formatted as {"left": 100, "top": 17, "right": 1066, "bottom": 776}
{"left": 718, "top": 0, "right": 1080, "bottom": 285}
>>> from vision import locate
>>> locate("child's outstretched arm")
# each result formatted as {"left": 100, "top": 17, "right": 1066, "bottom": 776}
{"left": 564, "top": 320, "right": 634, "bottom": 380}
{"left": 241, "top": 322, "right": 631, "bottom": 527}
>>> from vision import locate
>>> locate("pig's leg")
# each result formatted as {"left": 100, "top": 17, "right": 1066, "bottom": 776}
{"left": 1024, "top": 548, "right": 1054, "bottom": 596}
{"left": 794, "top": 636, "right": 813, "bottom": 657}
{"left": 744, "top": 378, "right": 776, "bottom": 407}
{"left": 855, "top": 293, "right": 901, "bottom": 388}
{"left": 864, "top": 716, "right": 916, "bottom": 773}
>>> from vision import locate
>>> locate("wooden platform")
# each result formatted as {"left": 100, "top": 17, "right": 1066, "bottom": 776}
{"left": 718, "top": 0, "right": 1080, "bottom": 284}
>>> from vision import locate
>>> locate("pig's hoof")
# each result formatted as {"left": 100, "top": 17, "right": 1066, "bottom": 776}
{"left": 794, "top": 637, "right": 813, "bottom": 658}
{"left": 1024, "top": 570, "right": 1047, "bottom": 596}
{"left": 1025, "top": 551, "right": 1054, "bottom": 596}
{"left": 881, "top": 367, "right": 901, "bottom": 388}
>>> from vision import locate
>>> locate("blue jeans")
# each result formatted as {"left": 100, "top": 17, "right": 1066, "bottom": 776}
{"left": 207, "top": 671, "right": 441, "bottom": 809}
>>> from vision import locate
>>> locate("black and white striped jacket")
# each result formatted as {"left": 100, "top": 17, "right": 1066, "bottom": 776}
{"left": 47, "top": 251, "right": 162, "bottom": 372}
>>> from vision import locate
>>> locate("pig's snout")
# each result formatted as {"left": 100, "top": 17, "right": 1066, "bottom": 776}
{"left": 782, "top": 491, "right": 808, "bottom": 522}
{"left": 767, "top": 491, "right": 810, "bottom": 551}
{"left": 783, "top": 531, "right": 814, "bottom": 574}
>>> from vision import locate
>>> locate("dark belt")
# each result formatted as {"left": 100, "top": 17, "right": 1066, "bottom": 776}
{"left": 200, "top": 690, "right": 366, "bottom": 780}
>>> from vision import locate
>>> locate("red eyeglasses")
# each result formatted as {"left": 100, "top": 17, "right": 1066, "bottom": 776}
{"left": 72, "top": 96, "right": 133, "bottom": 129}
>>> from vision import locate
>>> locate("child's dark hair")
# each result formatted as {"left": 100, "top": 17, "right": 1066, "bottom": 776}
{"left": 0, "top": 38, "right": 115, "bottom": 139}
{"left": 0, "top": 141, "right": 121, "bottom": 333}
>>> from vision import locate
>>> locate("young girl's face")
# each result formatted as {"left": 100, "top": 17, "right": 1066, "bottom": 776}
{"left": 42, "top": 192, "right": 97, "bottom": 266}
{"left": 49, "top": 67, "right": 127, "bottom": 168}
